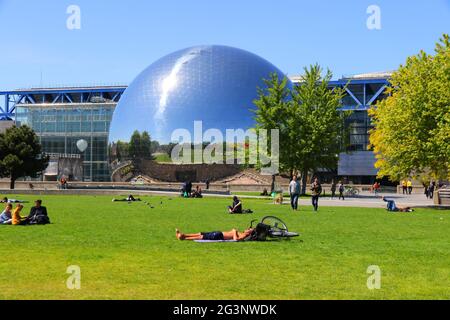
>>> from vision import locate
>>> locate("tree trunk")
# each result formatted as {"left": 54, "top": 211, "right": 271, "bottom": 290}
{"left": 10, "top": 175, "right": 15, "bottom": 190}
{"left": 301, "top": 168, "right": 308, "bottom": 195}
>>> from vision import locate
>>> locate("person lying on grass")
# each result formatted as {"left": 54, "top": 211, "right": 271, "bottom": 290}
{"left": 0, "top": 203, "right": 13, "bottom": 225}
{"left": 112, "top": 195, "right": 142, "bottom": 202}
{"left": 0, "top": 197, "right": 28, "bottom": 204}
{"left": 176, "top": 227, "right": 254, "bottom": 241}
{"left": 382, "top": 196, "right": 414, "bottom": 212}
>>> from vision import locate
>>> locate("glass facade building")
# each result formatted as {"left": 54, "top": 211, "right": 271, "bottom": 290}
{"left": 12, "top": 87, "right": 125, "bottom": 181}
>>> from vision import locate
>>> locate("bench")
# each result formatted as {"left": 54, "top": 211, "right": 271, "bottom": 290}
{"left": 435, "top": 188, "right": 450, "bottom": 205}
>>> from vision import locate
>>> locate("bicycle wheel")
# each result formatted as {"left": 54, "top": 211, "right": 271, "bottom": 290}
{"left": 261, "top": 216, "right": 289, "bottom": 233}
{"left": 270, "top": 230, "right": 299, "bottom": 238}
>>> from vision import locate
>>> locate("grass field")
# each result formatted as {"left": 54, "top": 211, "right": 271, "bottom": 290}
{"left": 0, "top": 194, "right": 449, "bottom": 300}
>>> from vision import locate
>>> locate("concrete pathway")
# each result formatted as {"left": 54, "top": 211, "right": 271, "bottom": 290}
{"left": 1, "top": 188, "right": 442, "bottom": 209}
{"left": 277, "top": 192, "right": 435, "bottom": 209}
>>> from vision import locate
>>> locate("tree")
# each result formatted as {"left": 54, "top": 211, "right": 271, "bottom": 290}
{"left": 128, "top": 130, "right": 141, "bottom": 160}
{"left": 0, "top": 125, "right": 49, "bottom": 189}
{"left": 369, "top": 34, "right": 450, "bottom": 181}
{"left": 253, "top": 72, "right": 296, "bottom": 176}
{"left": 140, "top": 131, "right": 153, "bottom": 159}
{"left": 254, "top": 65, "right": 349, "bottom": 194}
{"left": 128, "top": 130, "right": 154, "bottom": 160}
{"left": 290, "top": 65, "right": 349, "bottom": 193}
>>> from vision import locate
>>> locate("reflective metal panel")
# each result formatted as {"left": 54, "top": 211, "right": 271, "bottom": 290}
{"left": 109, "top": 45, "right": 290, "bottom": 145}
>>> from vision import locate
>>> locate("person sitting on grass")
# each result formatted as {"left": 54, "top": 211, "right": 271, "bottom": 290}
{"left": 12, "top": 204, "right": 28, "bottom": 225}
{"left": 0, "top": 203, "right": 13, "bottom": 225}
{"left": 175, "top": 227, "right": 254, "bottom": 241}
{"left": 26, "top": 200, "right": 50, "bottom": 225}
{"left": 382, "top": 196, "right": 413, "bottom": 212}
{"left": 191, "top": 185, "right": 203, "bottom": 198}
{"left": 228, "top": 196, "right": 243, "bottom": 214}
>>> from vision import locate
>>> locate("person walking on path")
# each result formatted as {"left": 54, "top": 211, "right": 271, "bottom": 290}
{"left": 338, "top": 181, "right": 345, "bottom": 200}
{"left": 311, "top": 177, "right": 322, "bottom": 212}
{"left": 428, "top": 181, "right": 436, "bottom": 199}
{"left": 407, "top": 179, "right": 413, "bottom": 195}
{"left": 401, "top": 179, "right": 407, "bottom": 194}
{"left": 424, "top": 182, "right": 429, "bottom": 199}
{"left": 330, "top": 180, "right": 336, "bottom": 199}
{"left": 289, "top": 175, "right": 300, "bottom": 211}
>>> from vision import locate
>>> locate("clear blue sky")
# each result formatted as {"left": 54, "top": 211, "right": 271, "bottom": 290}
{"left": 0, "top": 0, "right": 449, "bottom": 90}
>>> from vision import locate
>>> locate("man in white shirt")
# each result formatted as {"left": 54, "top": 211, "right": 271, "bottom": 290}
{"left": 289, "top": 175, "right": 300, "bottom": 210}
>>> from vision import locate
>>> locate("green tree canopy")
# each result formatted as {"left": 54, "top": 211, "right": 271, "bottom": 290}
{"left": 140, "top": 131, "right": 153, "bottom": 159}
{"left": 254, "top": 65, "right": 349, "bottom": 193}
{"left": 369, "top": 34, "right": 450, "bottom": 181}
{"left": 128, "top": 130, "right": 141, "bottom": 160}
{"left": 128, "top": 130, "right": 154, "bottom": 160}
{"left": 0, "top": 125, "right": 49, "bottom": 189}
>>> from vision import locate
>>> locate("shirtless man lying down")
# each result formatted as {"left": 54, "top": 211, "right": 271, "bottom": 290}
{"left": 176, "top": 227, "right": 254, "bottom": 241}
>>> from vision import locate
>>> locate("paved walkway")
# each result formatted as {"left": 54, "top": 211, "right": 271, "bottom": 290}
{"left": 277, "top": 192, "right": 435, "bottom": 209}
{"left": 1, "top": 188, "right": 442, "bottom": 209}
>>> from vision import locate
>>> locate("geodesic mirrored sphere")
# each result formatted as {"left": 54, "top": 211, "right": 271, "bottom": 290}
{"left": 109, "top": 45, "right": 290, "bottom": 146}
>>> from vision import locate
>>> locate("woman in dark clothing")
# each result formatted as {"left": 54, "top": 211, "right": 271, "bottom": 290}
{"left": 311, "top": 178, "right": 322, "bottom": 212}
{"left": 228, "top": 196, "right": 242, "bottom": 214}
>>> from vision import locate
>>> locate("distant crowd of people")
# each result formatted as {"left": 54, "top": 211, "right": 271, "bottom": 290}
{"left": 0, "top": 198, "right": 50, "bottom": 225}
{"left": 401, "top": 179, "right": 437, "bottom": 199}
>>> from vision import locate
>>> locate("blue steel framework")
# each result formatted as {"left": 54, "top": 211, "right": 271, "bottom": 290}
{"left": 328, "top": 77, "right": 389, "bottom": 110}
{"left": 0, "top": 86, "right": 126, "bottom": 120}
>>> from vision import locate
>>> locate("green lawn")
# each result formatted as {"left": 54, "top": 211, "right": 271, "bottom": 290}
{"left": 153, "top": 153, "right": 172, "bottom": 163}
{"left": 0, "top": 194, "right": 448, "bottom": 300}
{"left": 232, "top": 191, "right": 312, "bottom": 198}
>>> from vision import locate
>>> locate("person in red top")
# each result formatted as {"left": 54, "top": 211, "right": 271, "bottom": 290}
{"left": 373, "top": 182, "right": 381, "bottom": 195}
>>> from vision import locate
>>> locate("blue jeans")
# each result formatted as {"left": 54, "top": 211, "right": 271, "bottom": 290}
{"left": 383, "top": 198, "right": 398, "bottom": 211}
{"left": 312, "top": 195, "right": 319, "bottom": 211}
{"left": 290, "top": 194, "right": 299, "bottom": 210}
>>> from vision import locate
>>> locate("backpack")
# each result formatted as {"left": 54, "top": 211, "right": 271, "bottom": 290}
{"left": 245, "top": 223, "right": 271, "bottom": 241}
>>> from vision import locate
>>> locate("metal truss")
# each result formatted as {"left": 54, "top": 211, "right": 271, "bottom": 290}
{"left": 0, "top": 86, "right": 127, "bottom": 120}
{"left": 328, "top": 78, "right": 389, "bottom": 111}
{"left": 0, "top": 77, "right": 390, "bottom": 120}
